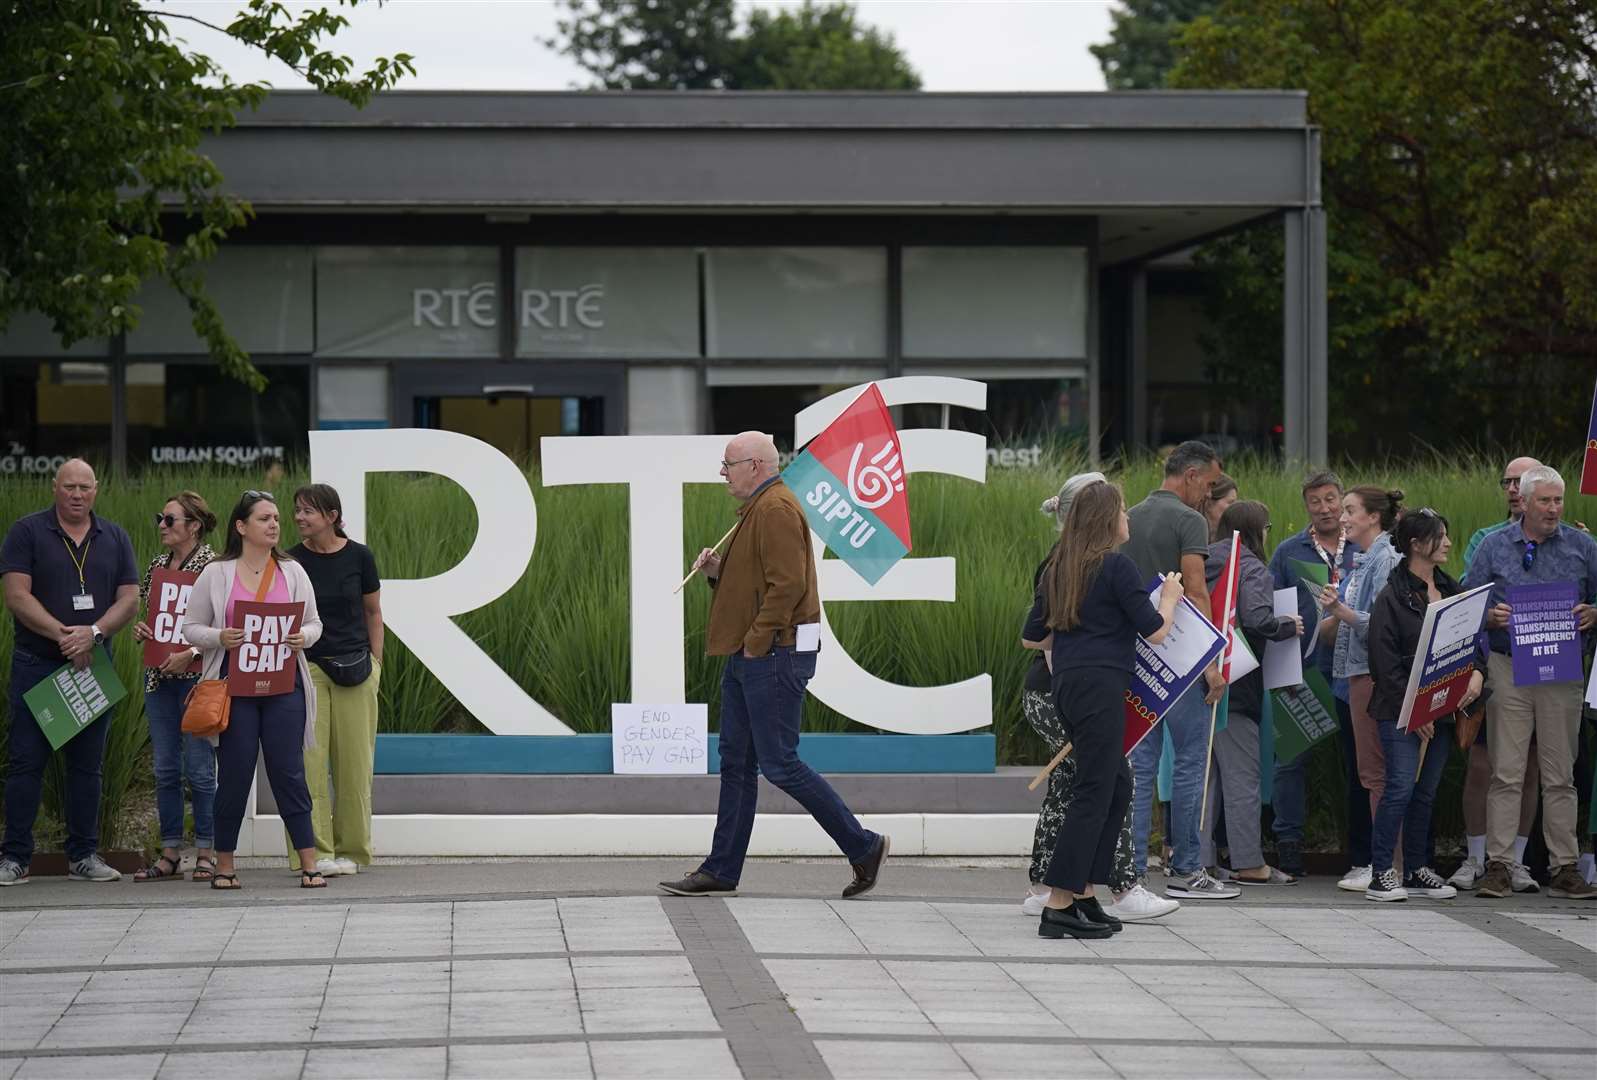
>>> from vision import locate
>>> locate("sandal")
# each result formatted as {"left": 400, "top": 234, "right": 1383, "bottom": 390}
{"left": 191, "top": 856, "right": 216, "bottom": 883}
{"left": 133, "top": 853, "right": 184, "bottom": 883}
{"left": 300, "top": 869, "right": 327, "bottom": 889}
{"left": 1231, "top": 866, "right": 1298, "bottom": 886}
{"left": 210, "top": 873, "right": 242, "bottom": 891}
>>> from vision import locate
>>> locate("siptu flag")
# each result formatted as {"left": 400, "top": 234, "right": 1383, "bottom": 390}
{"left": 782, "top": 383, "right": 912, "bottom": 585}
{"left": 1581, "top": 377, "right": 1597, "bottom": 496}
{"left": 1211, "top": 530, "right": 1243, "bottom": 682}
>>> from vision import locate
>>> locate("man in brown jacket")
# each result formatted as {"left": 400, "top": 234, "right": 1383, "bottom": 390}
{"left": 660, "top": 432, "right": 889, "bottom": 898}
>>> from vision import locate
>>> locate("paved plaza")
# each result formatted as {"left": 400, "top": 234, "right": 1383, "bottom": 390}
{"left": 1, "top": 858, "right": 1594, "bottom": 1079}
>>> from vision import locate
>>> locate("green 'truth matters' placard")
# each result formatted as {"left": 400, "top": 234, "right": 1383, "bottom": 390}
{"left": 22, "top": 647, "right": 127, "bottom": 750}
{"left": 1271, "top": 668, "right": 1340, "bottom": 763}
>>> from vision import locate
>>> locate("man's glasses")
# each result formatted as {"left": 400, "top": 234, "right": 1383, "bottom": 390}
{"left": 1500, "top": 475, "right": 1523, "bottom": 489}
{"left": 154, "top": 513, "right": 188, "bottom": 528}
{"left": 1523, "top": 540, "right": 1538, "bottom": 571}
{"left": 720, "top": 457, "right": 755, "bottom": 471}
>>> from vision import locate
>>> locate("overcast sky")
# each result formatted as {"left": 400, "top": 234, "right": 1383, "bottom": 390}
{"left": 153, "top": 0, "right": 1116, "bottom": 93}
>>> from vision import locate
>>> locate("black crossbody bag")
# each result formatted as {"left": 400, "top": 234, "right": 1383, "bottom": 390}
{"left": 314, "top": 649, "right": 372, "bottom": 687}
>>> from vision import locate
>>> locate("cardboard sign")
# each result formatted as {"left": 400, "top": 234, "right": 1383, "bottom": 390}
{"left": 1508, "top": 581, "right": 1582, "bottom": 686}
{"left": 1263, "top": 588, "right": 1305, "bottom": 690}
{"left": 23, "top": 647, "right": 128, "bottom": 750}
{"left": 1271, "top": 669, "right": 1339, "bottom": 762}
{"left": 611, "top": 704, "right": 709, "bottom": 774}
{"left": 142, "top": 567, "right": 201, "bottom": 671}
{"left": 1397, "top": 583, "right": 1491, "bottom": 731}
{"left": 1124, "top": 584, "right": 1227, "bottom": 755}
{"left": 227, "top": 601, "right": 304, "bottom": 697}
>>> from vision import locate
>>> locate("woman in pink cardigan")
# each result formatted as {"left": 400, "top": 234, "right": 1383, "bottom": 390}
{"left": 184, "top": 491, "right": 325, "bottom": 890}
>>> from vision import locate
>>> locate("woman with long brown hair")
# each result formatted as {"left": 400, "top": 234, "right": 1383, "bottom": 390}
{"left": 1023, "top": 481, "right": 1183, "bottom": 939}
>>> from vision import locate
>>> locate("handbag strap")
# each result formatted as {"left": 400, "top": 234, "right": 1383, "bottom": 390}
{"left": 253, "top": 557, "right": 277, "bottom": 602}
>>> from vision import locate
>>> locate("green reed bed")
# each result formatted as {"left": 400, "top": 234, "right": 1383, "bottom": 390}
{"left": 0, "top": 453, "right": 1583, "bottom": 852}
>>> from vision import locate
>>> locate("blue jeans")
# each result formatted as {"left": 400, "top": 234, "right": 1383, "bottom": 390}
{"left": 3, "top": 647, "right": 113, "bottom": 865}
{"left": 1130, "top": 686, "right": 1210, "bottom": 876}
{"left": 145, "top": 679, "right": 217, "bottom": 849}
{"left": 700, "top": 647, "right": 876, "bottom": 885}
{"left": 1273, "top": 695, "right": 1371, "bottom": 865}
{"left": 1372, "top": 719, "right": 1451, "bottom": 875}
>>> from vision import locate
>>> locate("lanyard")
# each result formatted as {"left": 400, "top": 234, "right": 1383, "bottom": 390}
{"left": 62, "top": 536, "right": 92, "bottom": 595}
{"left": 1310, "top": 532, "right": 1345, "bottom": 586}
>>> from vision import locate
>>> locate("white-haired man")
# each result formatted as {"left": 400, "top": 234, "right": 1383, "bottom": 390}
{"left": 1463, "top": 465, "right": 1597, "bottom": 900}
{"left": 660, "top": 432, "right": 889, "bottom": 899}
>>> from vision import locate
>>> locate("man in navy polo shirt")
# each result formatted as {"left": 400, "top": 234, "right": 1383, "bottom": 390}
{"left": 1, "top": 458, "right": 139, "bottom": 885}
{"left": 1266, "top": 470, "right": 1364, "bottom": 880}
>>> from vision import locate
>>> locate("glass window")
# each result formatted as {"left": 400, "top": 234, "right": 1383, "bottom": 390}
{"left": 704, "top": 247, "right": 886, "bottom": 359}
{"left": 127, "top": 246, "right": 314, "bottom": 355}
{"left": 126, "top": 362, "right": 310, "bottom": 468}
{"left": 515, "top": 247, "right": 699, "bottom": 358}
{"left": 899, "top": 369, "right": 1089, "bottom": 455}
{"left": 315, "top": 247, "right": 499, "bottom": 358}
{"left": 709, "top": 378, "right": 885, "bottom": 455}
{"left": 0, "top": 360, "right": 113, "bottom": 471}
{"left": 902, "top": 247, "right": 1088, "bottom": 359}
{"left": 0, "top": 312, "right": 108, "bottom": 357}
{"left": 318, "top": 365, "right": 390, "bottom": 429}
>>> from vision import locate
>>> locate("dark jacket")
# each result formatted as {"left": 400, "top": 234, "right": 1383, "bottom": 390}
{"left": 1368, "top": 559, "right": 1487, "bottom": 724}
{"left": 1204, "top": 540, "right": 1298, "bottom": 718}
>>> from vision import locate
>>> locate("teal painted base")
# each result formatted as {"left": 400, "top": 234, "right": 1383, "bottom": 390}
{"left": 374, "top": 733, "right": 995, "bottom": 775}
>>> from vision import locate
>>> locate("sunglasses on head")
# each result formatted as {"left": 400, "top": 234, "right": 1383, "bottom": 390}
{"left": 1523, "top": 539, "right": 1538, "bottom": 571}
{"left": 154, "top": 512, "right": 188, "bottom": 528}
{"left": 243, "top": 489, "right": 275, "bottom": 502}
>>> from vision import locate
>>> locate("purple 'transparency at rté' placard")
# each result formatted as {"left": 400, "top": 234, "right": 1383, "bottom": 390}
{"left": 1508, "top": 582, "right": 1582, "bottom": 686}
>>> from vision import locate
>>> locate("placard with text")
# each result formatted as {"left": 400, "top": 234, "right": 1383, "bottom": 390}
{"left": 1509, "top": 582, "right": 1582, "bottom": 686}
{"left": 1397, "top": 583, "right": 1491, "bottom": 731}
{"left": 142, "top": 567, "right": 201, "bottom": 671}
{"left": 228, "top": 601, "right": 304, "bottom": 697}
{"left": 611, "top": 704, "right": 709, "bottom": 774}
{"left": 1124, "top": 583, "right": 1227, "bottom": 755}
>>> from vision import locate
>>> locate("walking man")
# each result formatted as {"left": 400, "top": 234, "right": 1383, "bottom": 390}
{"left": 660, "top": 432, "right": 889, "bottom": 899}
{"left": 1463, "top": 465, "right": 1597, "bottom": 900}
{"left": 1, "top": 458, "right": 140, "bottom": 885}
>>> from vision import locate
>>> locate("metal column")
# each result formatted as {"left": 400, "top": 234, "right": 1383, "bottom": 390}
{"left": 1283, "top": 127, "right": 1328, "bottom": 466}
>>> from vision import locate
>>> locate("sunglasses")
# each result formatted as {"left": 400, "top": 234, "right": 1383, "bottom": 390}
{"left": 154, "top": 512, "right": 189, "bottom": 528}
{"left": 1523, "top": 540, "right": 1538, "bottom": 571}
{"left": 243, "top": 489, "right": 275, "bottom": 502}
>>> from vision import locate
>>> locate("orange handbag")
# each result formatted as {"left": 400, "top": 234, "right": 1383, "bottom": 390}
{"left": 181, "top": 559, "right": 277, "bottom": 737}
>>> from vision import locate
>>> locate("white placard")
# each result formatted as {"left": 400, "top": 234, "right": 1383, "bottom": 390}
{"left": 1264, "top": 588, "right": 1305, "bottom": 690}
{"left": 611, "top": 704, "right": 709, "bottom": 775}
{"left": 1586, "top": 662, "right": 1596, "bottom": 709}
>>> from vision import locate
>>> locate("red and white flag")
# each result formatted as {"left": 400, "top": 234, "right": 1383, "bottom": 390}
{"left": 1210, "top": 530, "right": 1245, "bottom": 683}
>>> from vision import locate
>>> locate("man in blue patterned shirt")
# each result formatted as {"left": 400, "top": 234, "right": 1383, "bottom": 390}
{"left": 1462, "top": 465, "right": 1597, "bottom": 900}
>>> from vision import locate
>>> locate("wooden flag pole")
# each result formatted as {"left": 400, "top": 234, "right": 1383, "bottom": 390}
{"left": 1197, "top": 698, "right": 1221, "bottom": 833}
{"left": 1414, "top": 733, "right": 1429, "bottom": 783}
{"left": 1027, "top": 742, "right": 1073, "bottom": 791}
{"left": 674, "top": 520, "right": 741, "bottom": 594}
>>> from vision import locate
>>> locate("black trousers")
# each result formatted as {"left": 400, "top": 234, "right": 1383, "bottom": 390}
{"left": 215, "top": 673, "right": 314, "bottom": 853}
{"left": 1042, "top": 665, "right": 1133, "bottom": 894}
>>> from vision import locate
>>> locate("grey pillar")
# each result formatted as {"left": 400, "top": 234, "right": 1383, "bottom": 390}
{"left": 1282, "top": 207, "right": 1328, "bottom": 465}
{"left": 1128, "top": 265, "right": 1149, "bottom": 449}
{"left": 110, "top": 337, "right": 128, "bottom": 477}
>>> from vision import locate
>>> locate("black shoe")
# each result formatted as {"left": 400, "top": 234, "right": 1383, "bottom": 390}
{"left": 1276, "top": 839, "right": 1305, "bottom": 878}
{"left": 658, "top": 870, "right": 737, "bottom": 896}
{"left": 1038, "top": 904, "right": 1113, "bottom": 940}
{"left": 1074, "top": 894, "right": 1122, "bottom": 933}
{"left": 842, "top": 834, "right": 890, "bottom": 899}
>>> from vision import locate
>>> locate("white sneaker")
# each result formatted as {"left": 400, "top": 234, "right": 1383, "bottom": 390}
{"left": 1021, "top": 885, "right": 1048, "bottom": 917}
{"left": 314, "top": 857, "right": 344, "bottom": 877}
{"left": 68, "top": 854, "right": 121, "bottom": 882}
{"left": 1509, "top": 861, "right": 1539, "bottom": 893}
{"left": 333, "top": 857, "right": 359, "bottom": 876}
{"left": 1166, "top": 869, "right": 1240, "bottom": 899}
{"left": 1105, "top": 882, "right": 1180, "bottom": 922}
{"left": 1448, "top": 856, "right": 1484, "bottom": 890}
{"left": 1338, "top": 865, "right": 1373, "bottom": 892}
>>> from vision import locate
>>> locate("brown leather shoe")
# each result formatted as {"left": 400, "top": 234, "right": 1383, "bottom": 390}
{"left": 842, "top": 834, "right": 890, "bottom": 899}
{"left": 1475, "top": 859, "right": 1513, "bottom": 898}
{"left": 1547, "top": 866, "right": 1597, "bottom": 900}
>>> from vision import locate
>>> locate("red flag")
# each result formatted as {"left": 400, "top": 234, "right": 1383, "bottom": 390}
{"left": 1210, "top": 530, "right": 1242, "bottom": 682}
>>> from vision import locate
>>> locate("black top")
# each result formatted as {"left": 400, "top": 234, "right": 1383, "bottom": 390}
{"left": 289, "top": 540, "right": 380, "bottom": 660}
{"left": 1023, "top": 548, "right": 1056, "bottom": 693}
{"left": 1023, "top": 552, "right": 1164, "bottom": 676}
{"left": 1368, "top": 559, "right": 1487, "bottom": 724}
{"left": 0, "top": 510, "right": 139, "bottom": 660}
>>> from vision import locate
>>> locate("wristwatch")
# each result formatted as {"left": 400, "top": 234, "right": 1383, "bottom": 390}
{"left": 90, "top": 624, "right": 104, "bottom": 645}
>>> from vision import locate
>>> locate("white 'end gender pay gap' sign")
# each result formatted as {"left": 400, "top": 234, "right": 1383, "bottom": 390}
{"left": 611, "top": 704, "right": 709, "bottom": 774}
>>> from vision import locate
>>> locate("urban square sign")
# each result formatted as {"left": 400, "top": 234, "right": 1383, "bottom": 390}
{"left": 311, "top": 378, "right": 993, "bottom": 738}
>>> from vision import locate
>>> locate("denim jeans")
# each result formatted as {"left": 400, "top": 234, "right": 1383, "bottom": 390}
{"left": 700, "top": 647, "right": 876, "bottom": 885}
{"left": 1273, "top": 696, "right": 1371, "bottom": 866}
{"left": 1129, "top": 687, "right": 1209, "bottom": 876}
{"left": 145, "top": 678, "right": 216, "bottom": 849}
{"left": 3, "top": 647, "right": 113, "bottom": 865}
{"left": 1129, "top": 724, "right": 1160, "bottom": 876}
{"left": 1372, "top": 719, "right": 1451, "bottom": 875}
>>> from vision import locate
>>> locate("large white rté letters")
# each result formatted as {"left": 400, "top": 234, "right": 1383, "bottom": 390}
{"left": 310, "top": 377, "right": 991, "bottom": 737}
